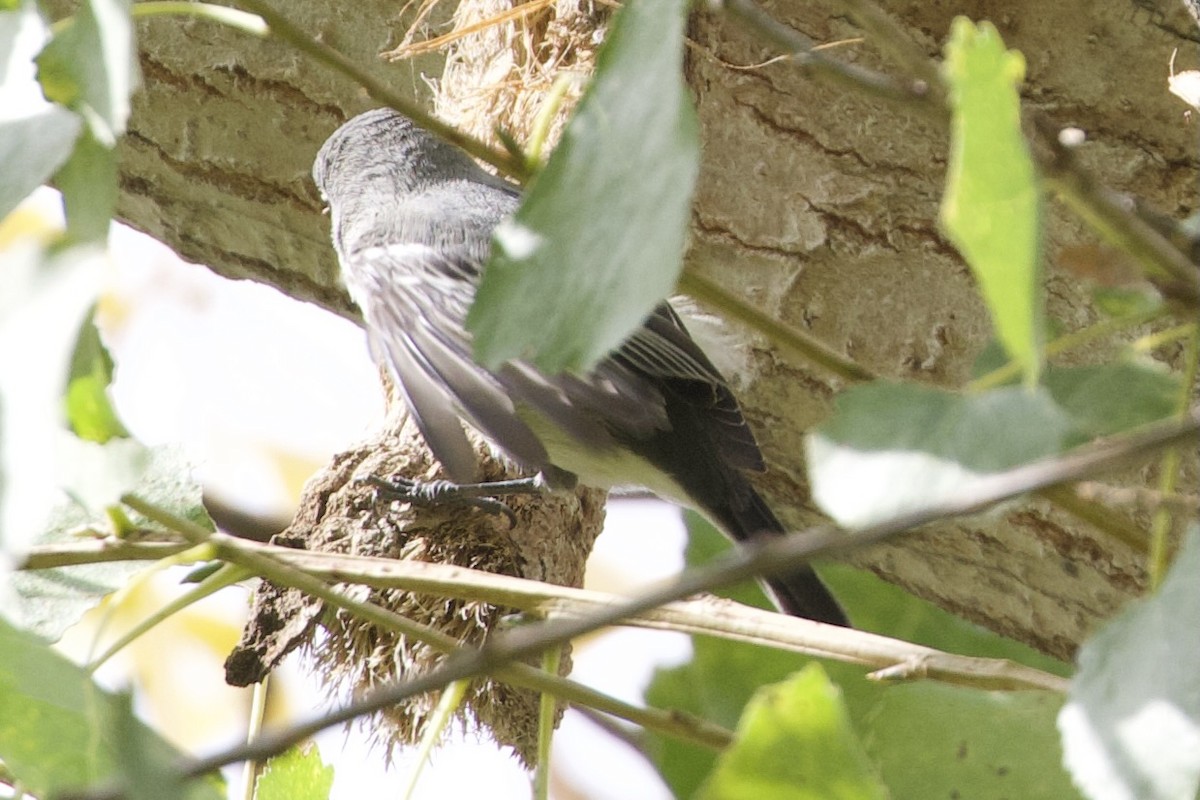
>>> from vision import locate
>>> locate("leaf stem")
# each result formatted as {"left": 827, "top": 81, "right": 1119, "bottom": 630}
{"left": 532, "top": 647, "right": 563, "bottom": 800}
{"left": 1147, "top": 325, "right": 1200, "bottom": 587}
{"left": 131, "top": 2, "right": 267, "bottom": 35}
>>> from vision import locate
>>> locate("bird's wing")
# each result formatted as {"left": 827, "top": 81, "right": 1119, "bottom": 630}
{"left": 346, "top": 242, "right": 550, "bottom": 482}
{"left": 609, "top": 304, "right": 766, "bottom": 473}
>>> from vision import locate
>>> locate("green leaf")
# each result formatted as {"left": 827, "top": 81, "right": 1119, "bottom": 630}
{"left": 1059, "top": 524, "right": 1200, "bottom": 800}
{"left": 255, "top": 744, "right": 335, "bottom": 800}
{"left": 468, "top": 0, "right": 699, "bottom": 372}
{"left": 1042, "top": 361, "right": 1180, "bottom": 442}
{"left": 54, "top": 126, "right": 118, "bottom": 243}
{"left": 829, "top": 666, "right": 1080, "bottom": 800}
{"left": 3, "top": 440, "right": 211, "bottom": 640}
{"left": 970, "top": 340, "right": 1180, "bottom": 443}
{"left": 64, "top": 303, "right": 130, "bottom": 442}
{"left": 34, "top": 0, "right": 138, "bottom": 145}
{"left": 0, "top": 1, "right": 84, "bottom": 217}
{"left": 941, "top": 18, "right": 1042, "bottom": 386}
{"left": 806, "top": 382, "right": 1073, "bottom": 527}
{"left": 700, "top": 664, "right": 888, "bottom": 800}
{"left": 1089, "top": 285, "right": 1162, "bottom": 318}
{"left": 0, "top": 616, "right": 225, "bottom": 799}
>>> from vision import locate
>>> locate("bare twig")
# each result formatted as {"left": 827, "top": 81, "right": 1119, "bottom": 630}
{"left": 717, "top": 0, "right": 938, "bottom": 111}
{"left": 679, "top": 270, "right": 877, "bottom": 383}
{"left": 1033, "top": 116, "right": 1200, "bottom": 308}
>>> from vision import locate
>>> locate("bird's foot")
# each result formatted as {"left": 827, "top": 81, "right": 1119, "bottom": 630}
{"left": 363, "top": 474, "right": 546, "bottom": 527}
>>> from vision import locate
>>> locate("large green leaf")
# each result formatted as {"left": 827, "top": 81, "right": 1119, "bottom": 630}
{"left": 828, "top": 664, "right": 1079, "bottom": 800}
{"left": 941, "top": 18, "right": 1042, "bottom": 385}
{"left": 644, "top": 514, "right": 809, "bottom": 797}
{"left": 4, "top": 440, "right": 210, "bottom": 640}
{"left": 1042, "top": 361, "right": 1181, "bottom": 442}
{"left": 806, "top": 382, "right": 1073, "bottom": 527}
{"left": 700, "top": 665, "right": 888, "bottom": 800}
{"left": 0, "top": 616, "right": 224, "bottom": 799}
{"left": 0, "top": 109, "right": 81, "bottom": 219}
{"left": 468, "top": 0, "right": 698, "bottom": 372}
{"left": 1059, "top": 525, "right": 1200, "bottom": 800}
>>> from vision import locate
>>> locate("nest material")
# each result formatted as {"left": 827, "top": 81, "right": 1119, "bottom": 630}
{"left": 226, "top": 406, "right": 606, "bottom": 764}
{"left": 390, "top": 0, "right": 610, "bottom": 149}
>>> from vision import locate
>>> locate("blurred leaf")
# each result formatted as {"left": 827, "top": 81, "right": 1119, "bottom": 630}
{"left": 64, "top": 302, "right": 129, "bottom": 442}
{"left": 54, "top": 126, "right": 118, "bottom": 243}
{"left": 1059, "top": 525, "right": 1200, "bottom": 800}
{"left": 1042, "top": 361, "right": 1180, "bottom": 442}
{"left": 826, "top": 663, "right": 1079, "bottom": 800}
{"left": 817, "top": 563, "right": 1071, "bottom": 677}
{"left": 806, "top": 382, "right": 1072, "bottom": 527}
{"left": 3, "top": 440, "right": 211, "bottom": 640}
{"left": 0, "top": 108, "right": 82, "bottom": 220}
{"left": 256, "top": 744, "right": 335, "bottom": 800}
{"left": 34, "top": 0, "right": 138, "bottom": 144}
{"left": 1089, "top": 285, "right": 1162, "bottom": 318}
{"left": 700, "top": 664, "right": 888, "bottom": 800}
{"left": 0, "top": 616, "right": 224, "bottom": 799}
{"left": 941, "top": 18, "right": 1042, "bottom": 386}
{"left": 469, "top": 0, "right": 698, "bottom": 372}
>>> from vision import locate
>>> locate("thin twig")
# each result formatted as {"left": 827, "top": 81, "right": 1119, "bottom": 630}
{"left": 717, "top": 0, "right": 938, "bottom": 111}
{"left": 679, "top": 270, "right": 877, "bottom": 383}
{"left": 16, "top": 539, "right": 192, "bottom": 570}
{"left": 1033, "top": 116, "right": 1200, "bottom": 308}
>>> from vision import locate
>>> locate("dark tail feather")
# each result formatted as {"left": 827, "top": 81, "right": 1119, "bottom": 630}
{"left": 704, "top": 483, "right": 849, "bottom": 627}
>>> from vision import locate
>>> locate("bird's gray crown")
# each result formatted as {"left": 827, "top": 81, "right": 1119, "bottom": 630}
{"left": 312, "top": 108, "right": 488, "bottom": 201}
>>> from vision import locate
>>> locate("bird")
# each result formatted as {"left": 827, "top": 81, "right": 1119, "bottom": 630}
{"left": 312, "top": 107, "right": 847, "bottom": 626}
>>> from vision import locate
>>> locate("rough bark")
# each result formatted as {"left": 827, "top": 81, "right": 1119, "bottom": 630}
{"left": 99, "top": 0, "right": 1198, "bottom": 658}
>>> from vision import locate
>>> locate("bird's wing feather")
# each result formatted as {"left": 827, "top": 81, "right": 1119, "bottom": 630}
{"left": 611, "top": 305, "right": 765, "bottom": 472}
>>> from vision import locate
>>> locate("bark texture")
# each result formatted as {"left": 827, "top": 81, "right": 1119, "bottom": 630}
{"left": 102, "top": 0, "right": 1199, "bottom": 659}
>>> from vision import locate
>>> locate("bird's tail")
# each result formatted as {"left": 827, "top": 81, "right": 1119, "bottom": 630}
{"left": 703, "top": 483, "right": 848, "bottom": 627}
